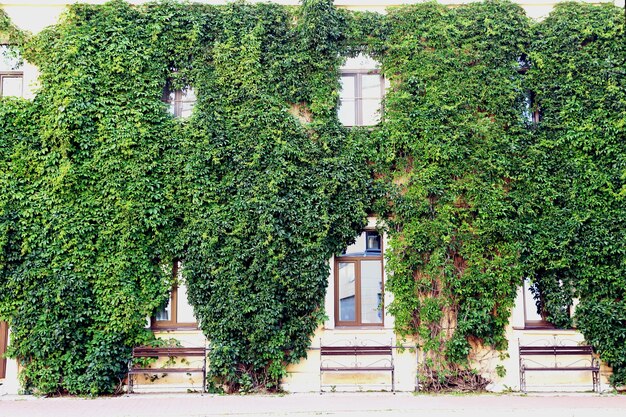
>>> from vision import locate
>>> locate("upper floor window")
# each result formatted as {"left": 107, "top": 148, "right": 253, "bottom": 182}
{"left": 1, "top": 45, "right": 23, "bottom": 98}
{"left": 338, "top": 55, "right": 384, "bottom": 127}
{"left": 335, "top": 230, "right": 384, "bottom": 326}
{"left": 163, "top": 79, "right": 196, "bottom": 118}
{"left": 152, "top": 261, "right": 198, "bottom": 329}
{"left": 523, "top": 90, "right": 540, "bottom": 124}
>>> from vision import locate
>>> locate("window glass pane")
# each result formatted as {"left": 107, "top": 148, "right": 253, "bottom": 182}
{"left": 361, "top": 74, "right": 381, "bottom": 99}
{"left": 361, "top": 98, "right": 381, "bottom": 126}
{"left": 360, "top": 260, "right": 383, "bottom": 324}
{"left": 342, "top": 231, "right": 367, "bottom": 256}
{"left": 339, "top": 75, "right": 355, "bottom": 99}
{"left": 524, "top": 278, "right": 543, "bottom": 321}
{"left": 1, "top": 76, "right": 22, "bottom": 97}
{"left": 522, "top": 91, "right": 533, "bottom": 123}
{"left": 338, "top": 262, "right": 356, "bottom": 322}
{"left": 343, "top": 54, "right": 380, "bottom": 71}
{"left": 155, "top": 294, "right": 172, "bottom": 321}
{"left": 182, "top": 87, "right": 196, "bottom": 101}
{"left": 0, "top": 45, "right": 22, "bottom": 71}
{"left": 176, "top": 284, "right": 196, "bottom": 323}
{"left": 167, "top": 102, "right": 176, "bottom": 116}
{"left": 365, "top": 231, "right": 381, "bottom": 254}
{"left": 180, "top": 100, "right": 195, "bottom": 118}
{"left": 338, "top": 99, "right": 356, "bottom": 126}
{"left": 163, "top": 87, "right": 175, "bottom": 103}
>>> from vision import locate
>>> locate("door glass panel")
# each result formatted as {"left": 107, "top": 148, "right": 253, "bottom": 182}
{"left": 338, "top": 262, "right": 356, "bottom": 322}
{"left": 360, "top": 260, "right": 383, "bottom": 324}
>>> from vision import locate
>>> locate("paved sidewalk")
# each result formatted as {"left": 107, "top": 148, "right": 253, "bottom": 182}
{"left": 1, "top": 392, "right": 626, "bottom": 417}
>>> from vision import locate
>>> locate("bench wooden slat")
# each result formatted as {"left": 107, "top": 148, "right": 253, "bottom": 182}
{"left": 518, "top": 340, "right": 600, "bottom": 393}
{"left": 320, "top": 347, "right": 392, "bottom": 356}
{"left": 128, "top": 346, "right": 207, "bottom": 393}
{"left": 321, "top": 366, "right": 394, "bottom": 371}
{"left": 523, "top": 366, "right": 599, "bottom": 371}
{"left": 522, "top": 352, "right": 594, "bottom": 355}
{"left": 319, "top": 340, "right": 395, "bottom": 393}
{"left": 132, "top": 347, "right": 206, "bottom": 357}
{"left": 519, "top": 346, "right": 593, "bottom": 354}
{"left": 129, "top": 367, "right": 205, "bottom": 374}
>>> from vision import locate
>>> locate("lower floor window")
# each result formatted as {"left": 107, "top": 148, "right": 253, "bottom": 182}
{"left": 522, "top": 278, "right": 572, "bottom": 329}
{"left": 335, "top": 230, "right": 384, "bottom": 326}
{"left": 152, "top": 261, "right": 197, "bottom": 329}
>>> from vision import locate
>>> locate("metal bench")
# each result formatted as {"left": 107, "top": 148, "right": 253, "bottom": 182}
{"left": 320, "top": 338, "right": 394, "bottom": 392}
{"left": 128, "top": 346, "right": 207, "bottom": 393}
{"left": 518, "top": 339, "right": 600, "bottom": 393}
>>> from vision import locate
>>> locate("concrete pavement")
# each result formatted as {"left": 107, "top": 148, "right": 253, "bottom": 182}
{"left": 1, "top": 392, "right": 626, "bottom": 417}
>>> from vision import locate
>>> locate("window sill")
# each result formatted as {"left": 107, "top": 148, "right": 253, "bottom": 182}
{"left": 513, "top": 325, "right": 577, "bottom": 331}
{"left": 328, "top": 325, "right": 387, "bottom": 331}
{"left": 150, "top": 325, "right": 200, "bottom": 331}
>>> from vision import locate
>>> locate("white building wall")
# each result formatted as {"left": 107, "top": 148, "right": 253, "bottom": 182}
{"left": 1, "top": 0, "right": 621, "bottom": 395}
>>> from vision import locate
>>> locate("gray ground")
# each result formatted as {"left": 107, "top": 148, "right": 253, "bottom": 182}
{"left": 2, "top": 392, "right": 626, "bottom": 417}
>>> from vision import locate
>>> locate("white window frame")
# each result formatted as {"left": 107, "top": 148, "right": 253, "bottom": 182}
{"left": 339, "top": 70, "right": 385, "bottom": 127}
{"left": 1, "top": 44, "right": 23, "bottom": 98}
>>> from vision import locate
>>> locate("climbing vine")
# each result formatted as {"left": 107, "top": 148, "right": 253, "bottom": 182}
{"left": 373, "top": 1, "right": 530, "bottom": 390}
{"left": 175, "top": 0, "right": 369, "bottom": 392}
{"left": 1, "top": 1, "right": 182, "bottom": 394}
{"left": 0, "top": 0, "right": 369, "bottom": 395}
{"left": 520, "top": 2, "right": 626, "bottom": 386}
{"left": 1, "top": 0, "right": 625, "bottom": 395}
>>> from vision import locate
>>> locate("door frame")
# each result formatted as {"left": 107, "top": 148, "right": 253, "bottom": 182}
{"left": 0, "top": 321, "right": 8, "bottom": 379}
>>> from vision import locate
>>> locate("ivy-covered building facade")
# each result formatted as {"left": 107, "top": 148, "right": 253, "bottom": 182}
{"left": 1, "top": 0, "right": 625, "bottom": 395}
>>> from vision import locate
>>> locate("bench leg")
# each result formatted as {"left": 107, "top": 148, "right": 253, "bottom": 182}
{"left": 592, "top": 370, "right": 599, "bottom": 393}
{"left": 519, "top": 368, "right": 526, "bottom": 393}
{"left": 202, "top": 364, "right": 207, "bottom": 394}
{"left": 319, "top": 369, "right": 323, "bottom": 394}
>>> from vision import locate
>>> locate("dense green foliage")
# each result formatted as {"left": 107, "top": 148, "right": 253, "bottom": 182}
{"left": 175, "top": 0, "right": 369, "bottom": 392}
{"left": 1, "top": 0, "right": 625, "bottom": 394}
{"left": 0, "top": 0, "right": 369, "bottom": 394}
{"left": 1, "top": 2, "right": 181, "bottom": 394}
{"left": 373, "top": 1, "right": 530, "bottom": 390}
{"left": 520, "top": 3, "right": 626, "bottom": 386}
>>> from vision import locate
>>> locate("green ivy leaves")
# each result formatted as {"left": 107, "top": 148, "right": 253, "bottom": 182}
{"left": 0, "top": 0, "right": 370, "bottom": 394}
{"left": 378, "top": 1, "right": 530, "bottom": 389}
{"left": 521, "top": 2, "right": 626, "bottom": 386}
{"left": 1, "top": 0, "right": 624, "bottom": 395}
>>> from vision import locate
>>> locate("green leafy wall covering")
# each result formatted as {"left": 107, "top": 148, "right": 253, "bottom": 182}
{"left": 0, "top": 0, "right": 370, "bottom": 394}
{"left": 373, "top": 1, "right": 530, "bottom": 390}
{"left": 520, "top": 3, "right": 626, "bottom": 387}
{"left": 0, "top": 0, "right": 625, "bottom": 394}
{"left": 1, "top": 2, "right": 183, "bottom": 394}
{"left": 176, "top": 1, "right": 369, "bottom": 392}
